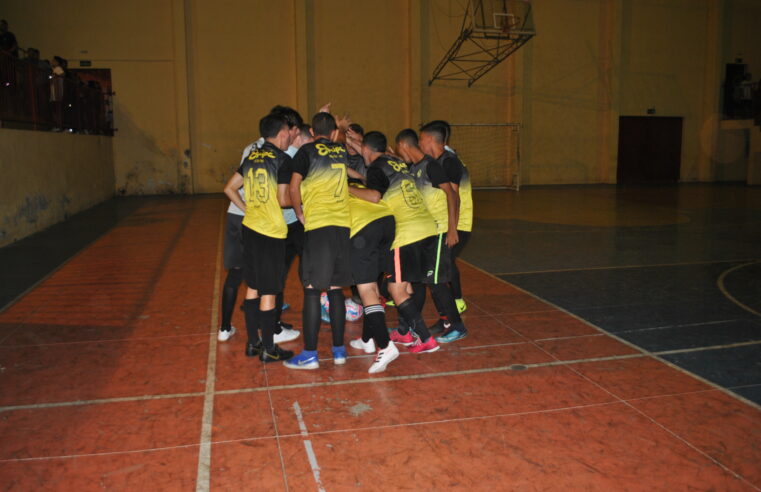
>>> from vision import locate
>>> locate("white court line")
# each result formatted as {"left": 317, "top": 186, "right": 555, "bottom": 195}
{"left": 717, "top": 261, "right": 761, "bottom": 318}
{"left": 494, "top": 258, "right": 758, "bottom": 276}
{"left": 293, "top": 401, "right": 326, "bottom": 492}
{"left": 195, "top": 214, "right": 225, "bottom": 492}
{"left": 4, "top": 339, "right": 760, "bottom": 414}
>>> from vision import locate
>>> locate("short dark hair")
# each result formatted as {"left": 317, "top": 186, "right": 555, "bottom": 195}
{"left": 270, "top": 105, "right": 303, "bottom": 128}
{"left": 395, "top": 128, "right": 419, "bottom": 147}
{"left": 260, "top": 113, "right": 288, "bottom": 139}
{"left": 349, "top": 123, "right": 364, "bottom": 136}
{"left": 420, "top": 120, "right": 451, "bottom": 144}
{"left": 298, "top": 124, "right": 312, "bottom": 138}
{"left": 362, "top": 131, "right": 387, "bottom": 153}
{"left": 312, "top": 112, "right": 337, "bottom": 137}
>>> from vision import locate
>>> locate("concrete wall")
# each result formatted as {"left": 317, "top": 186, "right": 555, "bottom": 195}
{"left": 3, "top": 0, "right": 761, "bottom": 193}
{"left": 0, "top": 130, "right": 114, "bottom": 247}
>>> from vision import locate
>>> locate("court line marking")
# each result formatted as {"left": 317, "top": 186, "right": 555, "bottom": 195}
{"left": 265, "top": 367, "right": 291, "bottom": 491}
{"left": 462, "top": 259, "right": 761, "bottom": 413}
{"left": 494, "top": 258, "right": 757, "bottom": 276}
{"left": 194, "top": 212, "right": 225, "bottom": 492}
{"left": 3, "top": 340, "right": 761, "bottom": 414}
{"left": 717, "top": 261, "right": 761, "bottom": 318}
{"left": 6, "top": 382, "right": 759, "bottom": 464}
{"left": 293, "top": 401, "right": 326, "bottom": 492}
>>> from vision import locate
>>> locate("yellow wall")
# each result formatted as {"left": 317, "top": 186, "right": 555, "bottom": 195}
{"left": 0, "top": 130, "right": 114, "bottom": 247}
{"left": 4, "top": 0, "right": 761, "bottom": 194}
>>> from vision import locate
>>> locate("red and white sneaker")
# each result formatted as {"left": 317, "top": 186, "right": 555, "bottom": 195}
{"left": 409, "top": 336, "right": 440, "bottom": 354}
{"left": 390, "top": 329, "right": 416, "bottom": 347}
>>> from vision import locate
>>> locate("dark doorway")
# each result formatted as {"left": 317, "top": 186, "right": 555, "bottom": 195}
{"left": 617, "top": 116, "right": 682, "bottom": 184}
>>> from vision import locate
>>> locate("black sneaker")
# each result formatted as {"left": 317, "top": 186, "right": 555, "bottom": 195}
{"left": 429, "top": 318, "right": 450, "bottom": 334}
{"left": 245, "top": 340, "right": 263, "bottom": 357}
{"left": 260, "top": 344, "right": 294, "bottom": 363}
{"left": 276, "top": 320, "right": 294, "bottom": 331}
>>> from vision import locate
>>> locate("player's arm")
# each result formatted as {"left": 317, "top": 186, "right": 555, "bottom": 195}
{"left": 277, "top": 156, "right": 293, "bottom": 208}
{"left": 224, "top": 173, "right": 246, "bottom": 212}
{"left": 289, "top": 150, "right": 309, "bottom": 223}
{"left": 348, "top": 186, "right": 381, "bottom": 203}
{"left": 429, "top": 161, "right": 460, "bottom": 247}
{"left": 345, "top": 128, "right": 362, "bottom": 154}
{"left": 440, "top": 182, "right": 460, "bottom": 247}
{"left": 347, "top": 167, "right": 365, "bottom": 182}
{"left": 289, "top": 174, "right": 304, "bottom": 223}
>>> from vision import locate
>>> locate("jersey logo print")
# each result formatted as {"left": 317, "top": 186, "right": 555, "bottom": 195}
{"left": 400, "top": 179, "right": 423, "bottom": 208}
{"left": 247, "top": 149, "right": 276, "bottom": 161}
{"left": 316, "top": 143, "right": 345, "bottom": 157}
{"left": 388, "top": 160, "right": 407, "bottom": 172}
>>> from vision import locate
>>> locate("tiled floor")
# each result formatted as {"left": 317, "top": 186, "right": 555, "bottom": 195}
{"left": 1, "top": 190, "right": 760, "bottom": 490}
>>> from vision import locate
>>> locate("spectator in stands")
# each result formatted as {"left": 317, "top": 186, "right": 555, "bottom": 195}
{"left": 0, "top": 20, "right": 19, "bottom": 58}
{"left": 50, "top": 56, "right": 66, "bottom": 130}
{"left": 25, "top": 48, "right": 50, "bottom": 71}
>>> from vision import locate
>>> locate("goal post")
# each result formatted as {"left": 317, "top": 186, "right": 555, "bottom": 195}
{"left": 448, "top": 123, "right": 521, "bottom": 190}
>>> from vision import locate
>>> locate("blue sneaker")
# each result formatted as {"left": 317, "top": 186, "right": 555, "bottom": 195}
{"left": 283, "top": 350, "right": 320, "bottom": 370}
{"left": 332, "top": 346, "right": 347, "bottom": 365}
{"left": 436, "top": 328, "right": 468, "bottom": 344}
{"left": 282, "top": 302, "right": 290, "bottom": 312}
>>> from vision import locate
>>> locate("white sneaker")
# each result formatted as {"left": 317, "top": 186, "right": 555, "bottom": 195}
{"left": 273, "top": 328, "right": 300, "bottom": 344}
{"left": 368, "top": 343, "right": 399, "bottom": 374}
{"left": 217, "top": 326, "right": 236, "bottom": 342}
{"left": 349, "top": 337, "right": 376, "bottom": 354}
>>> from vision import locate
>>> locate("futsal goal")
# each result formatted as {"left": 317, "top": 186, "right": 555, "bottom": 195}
{"left": 448, "top": 123, "right": 521, "bottom": 189}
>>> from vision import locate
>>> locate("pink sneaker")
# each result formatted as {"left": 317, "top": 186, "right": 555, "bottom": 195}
{"left": 409, "top": 336, "right": 440, "bottom": 354}
{"left": 390, "top": 329, "right": 416, "bottom": 347}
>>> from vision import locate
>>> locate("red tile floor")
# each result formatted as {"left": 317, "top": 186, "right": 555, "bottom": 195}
{"left": 0, "top": 197, "right": 759, "bottom": 491}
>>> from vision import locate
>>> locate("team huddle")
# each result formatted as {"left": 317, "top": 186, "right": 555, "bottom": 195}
{"left": 220, "top": 105, "right": 473, "bottom": 374}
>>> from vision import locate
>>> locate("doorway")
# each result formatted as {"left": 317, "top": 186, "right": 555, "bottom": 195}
{"left": 617, "top": 116, "right": 682, "bottom": 184}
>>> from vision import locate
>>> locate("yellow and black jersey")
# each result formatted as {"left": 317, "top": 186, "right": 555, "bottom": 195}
{"left": 438, "top": 150, "right": 473, "bottom": 232}
{"left": 410, "top": 155, "right": 451, "bottom": 234}
{"left": 237, "top": 141, "right": 291, "bottom": 239}
{"left": 366, "top": 155, "right": 437, "bottom": 248}
{"left": 291, "top": 138, "right": 351, "bottom": 231}
{"left": 347, "top": 183, "right": 393, "bottom": 238}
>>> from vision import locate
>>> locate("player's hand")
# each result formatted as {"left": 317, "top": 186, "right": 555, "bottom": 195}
{"left": 318, "top": 102, "right": 331, "bottom": 113}
{"left": 446, "top": 229, "right": 459, "bottom": 248}
{"left": 297, "top": 212, "right": 305, "bottom": 225}
{"left": 337, "top": 113, "right": 351, "bottom": 130}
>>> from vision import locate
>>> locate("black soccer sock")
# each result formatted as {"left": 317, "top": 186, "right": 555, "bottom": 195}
{"left": 361, "top": 315, "right": 371, "bottom": 343}
{"left": 220, "top": 268, "right": 243, "bottom": 330}
{"left": 274, "top": 292, "right": 284, "bottom": 333}
{"left": 243, "top": 298, "right": 261, "bottom": 344}
{"left": 431, "top": 282, "right": 464, "bottom": 329}
{"left": 411, "top": 282, "right": 426, "bottom": 313}
{"left": 302, "top": 288, "right": 321, "bottom": 351}
{"left": 397, "top": 298, "right": 431, "bottom": 342}
{"left": 260, "top": 308, "right": 277, "bottom": 350}
{"left": 364, "top": 304, "right": 390, "bottom": 349}
{"left": 327, "top": 288, "right": 346, "bottom": 347}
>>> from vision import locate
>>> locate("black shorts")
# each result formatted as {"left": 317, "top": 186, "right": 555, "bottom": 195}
{"left": 387, "top": 234, "right": 451, "bottom": 285}
{"left": 242, "top": 225, "right": 286, "bottom": 295}
{"left": 223, "top": 213, "right": 244, "bottom": 270}
{"left": 301, "top": 226, "right": 352, "bottom": 290}
{"left": 351, "top": 215, "right": 395, "bottom": 285}
{"left": 451, "top": 230, "right": 471, "bottom": 260}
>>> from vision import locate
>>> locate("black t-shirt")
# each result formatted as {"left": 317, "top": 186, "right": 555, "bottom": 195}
{"left": 366, "top": 162, "right": 390, "bottom": 195}
{"left": 439, "top": 151, "right": 464, "bottom": 185}
{"left": 422, "top": 156, "right": 449, "bottom": 188}
{"left": 291, "top": 144, "right": 311, "bottom": 178}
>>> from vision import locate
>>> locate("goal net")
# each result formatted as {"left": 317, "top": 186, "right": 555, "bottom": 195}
{"left": 448, "top": 123, "right": 521, "bottom": 189}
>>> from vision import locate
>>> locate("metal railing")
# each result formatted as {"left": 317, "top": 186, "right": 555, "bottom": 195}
{"left": 0, "top": 52, "right": 112, "bottom": 135}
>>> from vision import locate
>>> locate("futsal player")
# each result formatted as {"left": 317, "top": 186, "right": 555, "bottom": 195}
{"left": 396, "top": 129, "right": 468, "bottom": 342}
{"left": 349, "top": 130, "right": 441, "bottom": 354}
{"left": 284, "top": 112, "right": 353, "bottom": 370}
{"left": 222, "top": 113, "right": 295, "bottom": 362}
{"left": 346, "top": 180, "right": 400, "bottom": 373}
{"left": 420, "top": 121, "right": 474, "bottom": 318}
